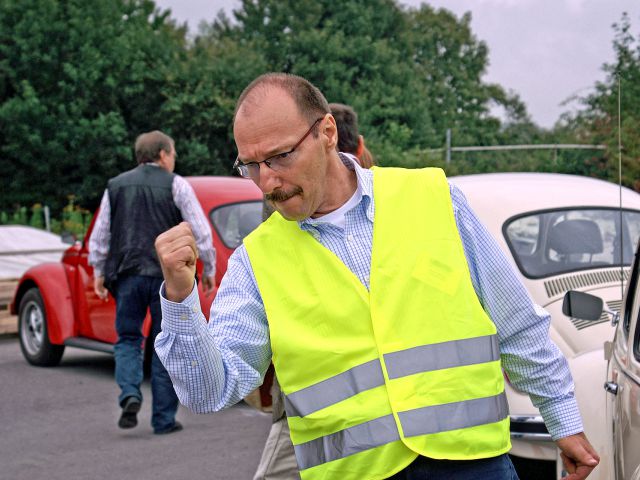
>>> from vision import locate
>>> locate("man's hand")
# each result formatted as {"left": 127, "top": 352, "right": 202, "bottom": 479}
{"left": 556, "top": 432, "right": 600, "bottom": 479}
{"left": 155, "top": 222, "right": 198, "bottom": 302}
{"left": 201, "top": 275, "right": 215, "bottom": 296}
{"left": 94, "top": 275, "right": 109, "bottom": 301}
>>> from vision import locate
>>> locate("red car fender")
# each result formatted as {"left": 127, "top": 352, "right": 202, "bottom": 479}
{"left": 11, "top": 263, "right": 76, "bottom": 345}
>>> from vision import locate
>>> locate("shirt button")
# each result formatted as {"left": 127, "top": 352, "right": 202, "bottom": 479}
{"left": 180, "top": 314, "right": 187, "bottom": 321}
{"left": 191, "top": 306, "right": 199, "bottom": 313}
{"left": 347, "top": 234, "right": 354, "bottom": 242}
{"left": 191, "top": 361, "right": 198, "bottom": 367}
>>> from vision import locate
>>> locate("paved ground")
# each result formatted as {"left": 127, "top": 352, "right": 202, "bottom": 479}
{"left": 2, "top": 281, "right": 276, "bottom": 479}
{"left": 0, "top": 336, "right": 272, "bottom": 480}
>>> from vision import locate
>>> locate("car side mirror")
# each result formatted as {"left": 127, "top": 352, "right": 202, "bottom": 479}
{"left": 562, "top": 290, "right": 603, "bottom": 321}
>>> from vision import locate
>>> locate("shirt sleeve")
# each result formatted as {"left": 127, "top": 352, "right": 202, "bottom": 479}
{"left": 450, "top": 183, "right": 583, "bottom": 440}
{"left": 172, "top": 175, "right": 217, "bottom": 277}
{"left": 155, "top": 245, "right": 272, "bottom": 413}
{"left": 87, "top": 190, "right": 111, "bottom": 277}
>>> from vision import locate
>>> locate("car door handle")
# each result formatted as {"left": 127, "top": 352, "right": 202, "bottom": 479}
{"left": 604, "top": 381, "right": 619, "bottom": 395}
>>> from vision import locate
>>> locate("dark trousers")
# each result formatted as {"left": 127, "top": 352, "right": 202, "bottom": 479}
{"left": 113, "top": 275, "right": 179, "bottom": 432}
{"left": 388, "top": 454, "right": 519, "bottom": 480}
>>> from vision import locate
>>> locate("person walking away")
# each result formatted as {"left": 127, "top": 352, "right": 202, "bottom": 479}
{"left": 89, "top": 130, "right": 216, "bottom": 434}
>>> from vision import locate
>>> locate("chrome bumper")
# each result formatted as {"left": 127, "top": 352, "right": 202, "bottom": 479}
{"left": 510, "top": 415, "right": 552, "bottom": 441}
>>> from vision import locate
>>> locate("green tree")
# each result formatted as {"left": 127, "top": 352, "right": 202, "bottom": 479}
{"left": 207, "top": 0, "right": 515, "bottom": 166}
{"left": 160, "top": 28, "right": 269, "bottom": 176}
{"left": 29, "top": 203, "right": 44, "bottom": 229}
{"left": 0, "top": 0, "right": 188, "bottom": 212}
{"left": 10, "top": 206, "right": 28, "bottom": 225}
{"left": 403, "top": 7, "right": 502, "bottom": 147}
{"left": 558, "top": 13, "right": 640, "bottom": 190}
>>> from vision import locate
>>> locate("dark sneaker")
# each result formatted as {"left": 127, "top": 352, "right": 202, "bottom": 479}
{"left": 118, "top": 396, "right": 142, "bottom": 429}
{"left": 154, "top": 421, "right": 183, "bottom": 435}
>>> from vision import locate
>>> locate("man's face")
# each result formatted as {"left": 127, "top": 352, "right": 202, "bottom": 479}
{"left": 234, "top": 89, "right": 331, "bottom": 221}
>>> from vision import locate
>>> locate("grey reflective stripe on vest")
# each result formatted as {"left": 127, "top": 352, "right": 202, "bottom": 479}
{"left": 284, "top": 358, "right": 385, "bottom": 417}
{"left": 284, "top": 334, "right": 499, "bottom": 418}
{"left": 293, "top": 392, "right": 508, "bottom": 470}
{"left": 293, "top": 414, "right": 400, "bottom": 471}
{"left": 399, "top": 392, "right": 508, "bottom": 437}
{"left": 384, "top": 334, "right": 500, "bottom": 380}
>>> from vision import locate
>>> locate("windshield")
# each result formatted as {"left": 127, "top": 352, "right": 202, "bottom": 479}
{"left": 210, "top": 201, "right": 263, "bottom": 249}
{"left": 504, "top": 208, "right": 640, "bottom": 278}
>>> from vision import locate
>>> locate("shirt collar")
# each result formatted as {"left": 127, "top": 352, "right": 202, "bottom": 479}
{"left": 299, "top": 152, "right": 375, "bottom": 229}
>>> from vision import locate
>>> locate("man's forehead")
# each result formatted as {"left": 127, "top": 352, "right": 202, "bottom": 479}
{"left": 235, "top": 86, "right": 299, "bottom": 127}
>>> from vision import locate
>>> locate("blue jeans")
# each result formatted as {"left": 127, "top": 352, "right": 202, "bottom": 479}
{"left": 389, "top": 454, "right": 519, "bottom": 479}
{"left": 113, "top": 275, "right": 178, "bottom": 432}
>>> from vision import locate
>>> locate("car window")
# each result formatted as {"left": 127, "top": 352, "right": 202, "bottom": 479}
{"left": 504, "top": 208, "right": 640, "bottom": 278}
{"left": 210, "top": 201, "right": 263, "bottom": 249}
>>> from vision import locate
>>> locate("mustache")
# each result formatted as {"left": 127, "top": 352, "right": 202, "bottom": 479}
{"left": 265, "top": 187, "right": 302, "bottom": 202}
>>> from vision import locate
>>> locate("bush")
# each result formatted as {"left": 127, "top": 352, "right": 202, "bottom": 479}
{"left": 0, "top": 197, "right": 91, "bottom": 241}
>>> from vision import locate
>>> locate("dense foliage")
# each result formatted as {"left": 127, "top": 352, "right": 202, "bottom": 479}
{"left": 209, "top": 0, "right": 526, "bottom": 163}
{"left": 0, "top": 0, "right": 192, "bottom": 211}
{"left": 0, "top": 0, "right": 638, "bottom": 218}
{"left": 558, "top": 13, "right": 640, "bottom": 191}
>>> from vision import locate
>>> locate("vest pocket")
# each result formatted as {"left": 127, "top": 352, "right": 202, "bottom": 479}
{"left": 411, "top": 248, "right": 464, "bottom": 296}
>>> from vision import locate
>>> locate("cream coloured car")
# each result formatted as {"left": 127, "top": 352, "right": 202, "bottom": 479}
{"left": 606, "top": 241, "right": 640, "bottom": 480}
{"left": 450, "top": 172, "right": 640, "bottom": 480}
{"left": 564, "top": 236, "right": 640, "bottom": 480}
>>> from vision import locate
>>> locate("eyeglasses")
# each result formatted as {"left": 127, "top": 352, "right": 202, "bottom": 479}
{"left": 234, "top": 117, "right": 324, "bottom": 180}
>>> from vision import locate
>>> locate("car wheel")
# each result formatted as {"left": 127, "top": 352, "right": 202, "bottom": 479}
{"left": 18, "top": 288, "right": 64, "bottom": 366}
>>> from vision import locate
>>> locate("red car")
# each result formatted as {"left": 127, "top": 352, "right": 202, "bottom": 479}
{"left": 11, "top": 176, "right": 263, "bottom": 367}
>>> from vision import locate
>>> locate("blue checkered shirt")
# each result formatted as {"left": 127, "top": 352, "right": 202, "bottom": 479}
{"left": 156, "top": 158, "right": 583, "bottom": 440}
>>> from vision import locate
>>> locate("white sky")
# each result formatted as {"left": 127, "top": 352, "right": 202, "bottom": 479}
{"left": 154, "top": 0, "right": 640, "bottom": 128}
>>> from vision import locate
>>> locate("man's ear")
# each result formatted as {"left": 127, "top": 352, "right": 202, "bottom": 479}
{"left": 157, "top": 149, "right": 171, "bottom": 171}
{"left": 157, "top": 149, "right": 167, "bottom": 166}
{"left": 356, "top": 135, "right": 365, "bottom": 160}
{"left": 323, "top": 114, "right": 338, "bottom": 151}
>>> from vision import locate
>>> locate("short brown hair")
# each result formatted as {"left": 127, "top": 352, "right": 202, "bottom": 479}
{"left": 134, "top": 130, "right": 174, "bottom": 164}
{"left": 234, "top": 73, "right": 330, "bottom": 127}
{"left": 330, "top": 103, "right": 359, "bottom": 155}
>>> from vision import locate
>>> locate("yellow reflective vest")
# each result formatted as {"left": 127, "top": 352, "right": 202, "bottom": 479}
{"left": 244, "top": 167, "right": 510, "bottom": 480}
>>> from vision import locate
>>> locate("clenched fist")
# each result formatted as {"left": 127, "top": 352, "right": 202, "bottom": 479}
{"left": 556, "top": 432, "right": 600, "bottom": 480}
{"left": 155, "top": 222, "right": 199, "bottom": 302}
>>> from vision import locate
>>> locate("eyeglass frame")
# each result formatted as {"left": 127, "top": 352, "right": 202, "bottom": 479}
{"left": 233, "top": 116, "right": 325, "bottom": 179}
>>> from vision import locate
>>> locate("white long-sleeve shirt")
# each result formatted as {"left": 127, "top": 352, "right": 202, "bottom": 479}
{"left": 156, "top": 158, "right": 583, "bottom": 441}
{"left": 88, "top": 169, "right": 216, "bottom": 277}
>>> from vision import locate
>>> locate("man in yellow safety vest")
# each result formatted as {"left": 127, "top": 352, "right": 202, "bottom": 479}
{"left": 154, "top": 73, "right": 599, "bottom": 480}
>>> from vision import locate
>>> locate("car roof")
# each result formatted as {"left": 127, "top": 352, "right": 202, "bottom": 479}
{"left": 0, "top": 226, "right": 67, "bottom": 252}
{"left": 450, "top": 172, "right": 640, "bottom": 224}
{"left": 186, "top": 176, "right": 263, "bottom": 209}
{"left": 0, "top": 226, "right": 67, "bottom": 280}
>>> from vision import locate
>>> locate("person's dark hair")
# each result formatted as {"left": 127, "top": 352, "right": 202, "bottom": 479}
{"left": 329, "top": 103, "right": 359, "bottom": 155}
{"left": 134, "top": 130, "right": 174, "bottom": 164}
{"left": 234, "top": 73, "right": 330, "bottom": 131}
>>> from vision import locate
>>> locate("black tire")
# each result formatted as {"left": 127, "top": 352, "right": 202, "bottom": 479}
{"left": 18, "top": 288, "right": 65, "bottom": 366}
